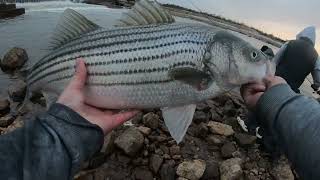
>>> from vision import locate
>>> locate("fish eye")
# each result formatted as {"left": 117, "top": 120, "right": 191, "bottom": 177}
{"left": 251, "top": 51, "right": 258, "bottom": 59}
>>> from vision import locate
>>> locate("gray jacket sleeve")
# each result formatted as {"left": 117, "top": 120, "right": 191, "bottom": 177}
{"left": 0, "top": 103, "right": 104, "bottom": 180}
{"left": 311, "top": 58, "right": 320, "bottom": 87}
{"left": 256, "top": 84, "right": 320, "bottom": 180}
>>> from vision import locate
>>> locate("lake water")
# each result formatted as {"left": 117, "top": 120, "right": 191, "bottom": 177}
{"left": 0, "top": 1, "right": 315, "bottom": 96}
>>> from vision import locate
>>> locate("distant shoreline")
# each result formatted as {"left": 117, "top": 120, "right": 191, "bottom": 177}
{"left": 162, "top": 4, "right": 285, "bottom": 48}
{"left": 84, "top": 0, "right": 285, "bottom": 48}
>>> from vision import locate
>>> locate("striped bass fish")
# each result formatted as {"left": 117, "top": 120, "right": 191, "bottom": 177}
{"left": 25, "top": 0, "right": 273, "bottom": 143}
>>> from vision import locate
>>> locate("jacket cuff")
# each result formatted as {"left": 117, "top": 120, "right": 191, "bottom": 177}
{"left": 44, "top": 103, "right": 104, "bottom": 173}
{"left": 256, "top": 83, "right": 299, "bottom": 129}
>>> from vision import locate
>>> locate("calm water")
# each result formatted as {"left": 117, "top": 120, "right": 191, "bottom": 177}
{"left": 0, "top": 1, "right": 314, "bottom": 96}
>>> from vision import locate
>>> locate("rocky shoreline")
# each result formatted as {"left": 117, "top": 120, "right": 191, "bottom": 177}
{"left": 0, "top": 48, "right": 296, "bottom": 180}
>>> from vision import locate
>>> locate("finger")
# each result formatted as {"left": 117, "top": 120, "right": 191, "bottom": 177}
{"left": 110, "top": 110, "right": 140, "bottom": 128}
{"left": 68, "top": 58, "right": 87, "bottom": 90}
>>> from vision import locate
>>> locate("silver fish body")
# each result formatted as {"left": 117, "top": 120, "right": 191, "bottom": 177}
{"left": 28, "top": 23, "right": 222, "bottom": 109}
{"left": 25, "top": 2, "right": 272, "bottom": 143}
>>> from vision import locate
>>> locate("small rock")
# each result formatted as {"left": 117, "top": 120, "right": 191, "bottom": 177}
{"left": 143, "top": 150, "right": 149, "bottom": 157}
{"left": 163, "top": 154, "right": 171, "bottom": 159}
{"left": 220, "top": 158, "right": 243, "bottom": 180}
{"left": 160, "top": 145, "right": 169, "bottom": 154}
{"left": 149, "top": 154, "right": 163, "bottom": 173}
{"left": 221, "top": 142, "right": 237, "bottom": 158}
{"left": 1, "top": 47, "right": 28, "bottom": 71}
{"left": 208, "top": 121, "right": 234, "bottom": 136}
{"left": 177, "top": 177, "right": 188, "bottom": 180}
{"left": 133, "top": 167, "right": 153, "bottom": 180}
{"left": 137, "top": 126, "right": 152, "bottom": 136}
{"left": 202, "top": 161, "right": 219, "bottom": 179}
{"left": 172, "top": 155, "right": 181, "bottom": 160}
{"left": 114, "top": 127, "right": 144, "bottom": 156}
{"left": 206, "top": 135, "right": 226, "bottom": 146}
{"left": 176, "top": 159, "right": 206, "bottom": 180}
{"left": 271, "top": 159, "right": 294, "bottom": 180}
{"left": 169, "top": 145, "right": 181, "bottom": 156}
{"left": 8, "top": 80, "right": 27, "bottom": 102}
{"left": 0, "top": 97, "right": 10, "bottom": 116}
{"left": 193, "top": 111, "right": 208, "bottom": 124}
{"left": 100, "top": 131, "right": 115, "bottom": 155}
{"left": 210, "top": 109, "right": 222, "bottom": 121}
{"left": 131, "top": 111, "right": 143, "bottom": 124}
{"left": 142, "top": 112, "right": 159, "bottom": 129}
{"left": 235, "top": 133, "right": 257, "bottom": 146}
{"left": 195, "top": 122, "right": 208, "bottom": 138}
{"left": 160, "top": 160, "right": 176, "bottom": 180}
{"left": 0, "top": 114, "right": 15, "bottom": 127}
{"left": 196, "top": 102, "right": 209, "bottom": 111}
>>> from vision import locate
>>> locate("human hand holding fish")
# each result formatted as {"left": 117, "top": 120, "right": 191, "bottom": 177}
{"left": 57, "top": 58, "right": 139, "bottom": 135}
{"left": 241, "top": 75, "right": 287, "bottom": 109}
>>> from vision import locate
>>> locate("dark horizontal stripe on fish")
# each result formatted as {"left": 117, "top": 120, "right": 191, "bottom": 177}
{"left": 30, "top": 32, "right": 192, "bottom": 75}
{"left": 36, "top": 25, "right": 191, "bottom": 68}
{"left": 28, "top": 39, "right": 204, "bottom": 80}
{"left": 29, "top": 66, "right": 70, "bottom": 86}
{"left": 48, "top": 75, "right": 173, "bottom": 87}
{"left": 86, "top": 79, "right": 173, "bottom": 87}
{"left": 54, "top": 25, "right": 190, "bottom": 53}
{"left": 30, "top": 60, "right": 197, "bottom": 86}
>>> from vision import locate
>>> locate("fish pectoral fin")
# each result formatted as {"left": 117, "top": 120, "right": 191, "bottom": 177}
{"left": 161, "top": 104, "right": 196, "bottom": 143}
{"left": 42, "top": 91, "right": 58, "bottom": 110}
{"left": 49, "top": 8, "right": 101, "bottom": 50}
{"left": 115, "top": 0, "right": 175, "bottom": 27}
{"left": 169, "top": 67, "right": 213, "bottom": 91}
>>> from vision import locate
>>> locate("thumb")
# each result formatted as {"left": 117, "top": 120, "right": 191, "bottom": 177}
{"left": 68, "top": 58, "right": 87, "bottom": 90}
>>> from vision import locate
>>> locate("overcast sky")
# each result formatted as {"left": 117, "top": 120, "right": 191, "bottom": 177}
{"left": 158, "top": 0, "right": 320, "bottom": 50}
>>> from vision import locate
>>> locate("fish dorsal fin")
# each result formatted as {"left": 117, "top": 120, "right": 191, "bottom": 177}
{"left": 49, "top": 8, "right": 100, "bottom": 49}
{"left": 115, "top": 0, "right": 175, "bottom": 27}
{"left": 161, "top": 104, "right": 196, "bottom": 143}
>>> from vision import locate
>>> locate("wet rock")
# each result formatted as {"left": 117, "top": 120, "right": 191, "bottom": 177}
{"left": 193, "top": 111, "right": 208, "bottom": 124}
{"left": 221, "top": 142, "right": 237, "bottom": 158}
{"left": 208, "top": 121, "right": 234, "bottom": 136}
{"left": 8, "top": 80, "right": 26, "bottom": 102}
{"left": 88, "top": 152, "right": 106, "bottom": 169}
{"left": 206, "top": 135, "right": 226, "bottom": 146}
{"left": 271, "top": 159, "right": 294, "bottom": 180}
{"left": 142, "top": 112, "right": 159, "bottom": 129}
{"left": 210, "top": 109, "right": 222, "bottom": 122}
{"left": 114, "top": 127, "right": 144, "bottom": 156}
{"left": 223, "top": 99, "right": 237, "bottom": 117}
{"left": 1, "top": 47, "right": 28, "bottom": 71}
{"left": 137, "top": 126, "right": 151, "bottom": 136}
{"left": 0, "top": 114, "right": 15, "bottom": 127}
{"left": 172, "top": 155, "right": 182, "bottom": 160}
{"left": 1, "top": 116, "right": 23, "bottom": 134}
{"left": 235, "top": 133, "right": 257, "bottom": 146}
{"left": 202, "top": 160, "right": 219, "bottom": 179}
{"left": 100, "top": 131, "right": 115, "bottom": 155}
{"left": 0, "top": 97, "right": 10, "bottom": 116}
{"left": 169, "top": 145, "right": 181, "bottom": 156}
{"left": 195, "top": 122, "right": 208, "bottom": 138}
{"left": 177, "top": 177, "right": 188, "bottom": 180}
{"left": 160, "top": 160, "right": 176, "bottom": 180}
{"left": 133, "top": 167, "right": 153, "bottom": 180}
{"left": 196, "top": 102, "right": 209, "bottom": 111}
{"left": 176, "top": 159, "right": 206, "bottom": 180}
{"left": 160, "top": 145, "right": 169, "bottom": 154}
{"left": 149, "top": 154, "right": 163, "bottom": 173}
{"left": 220, "top": 158, "right": 243, "bottom": 180}
{"left": 131, "top": 111, "right": 143, "bottom": 124}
